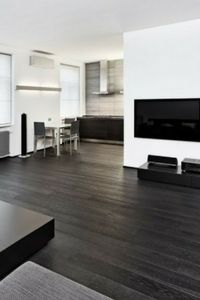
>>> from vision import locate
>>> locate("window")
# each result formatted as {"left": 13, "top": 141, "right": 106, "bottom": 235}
{"left": 60, "top": 64, "right": 80, "bottom": 118}
{"left": 0, "top": 53, "right": 12, "bottom": 125}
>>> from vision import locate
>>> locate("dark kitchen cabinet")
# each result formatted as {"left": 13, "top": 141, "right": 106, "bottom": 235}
{"left": 78, "top": 117, "right": 123, "bottom": 142}
{"left": 107, "top": 119, "right": 123, "bottom": 141}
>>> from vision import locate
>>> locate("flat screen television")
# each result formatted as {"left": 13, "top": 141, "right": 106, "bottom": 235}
{"left": 134, "top": 99, "right": 200, "bottom": 142}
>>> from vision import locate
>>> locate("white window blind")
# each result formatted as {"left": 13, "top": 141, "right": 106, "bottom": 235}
{"left": 60, "top": 64, "right": 80, "bottom": 118}
{"left": 0, "top": 54, "right": 11, "bottom": 125}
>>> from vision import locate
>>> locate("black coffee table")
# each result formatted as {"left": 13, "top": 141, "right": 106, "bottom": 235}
{"left": 0, "top": 200, "right": 54, "bottom": 279}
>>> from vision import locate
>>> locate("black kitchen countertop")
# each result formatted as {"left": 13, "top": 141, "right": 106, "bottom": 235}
{"left": 78, "top": 115, "right": 123, "bottom": 119}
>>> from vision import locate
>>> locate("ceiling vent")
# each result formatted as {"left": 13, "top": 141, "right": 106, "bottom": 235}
{"left": 30, "top": 55, "right": 55, "bottom": 69}
{"left": 33, "top": 50, "right": 54, "bottom": 55}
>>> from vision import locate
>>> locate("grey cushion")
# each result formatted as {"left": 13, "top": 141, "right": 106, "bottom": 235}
{"left": 0, "top": 262, "right": 112, "bottom": 300}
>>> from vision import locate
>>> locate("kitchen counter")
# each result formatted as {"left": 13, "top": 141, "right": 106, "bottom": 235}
{"left": 77, "top": 116, "right": 123, "bottom": 143}
{"left": 80, "top": 115, "right": 123, "bottom": 119}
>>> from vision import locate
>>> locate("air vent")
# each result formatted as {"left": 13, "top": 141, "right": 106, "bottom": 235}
{"left": 33, "top": 50, "right": 54, "bottom": 55}
{"left": 30, "top": 55, "right": 55, "bottom": 69}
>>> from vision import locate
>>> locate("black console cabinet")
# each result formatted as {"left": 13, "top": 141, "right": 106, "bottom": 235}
{"left": 78, "top": 116, "right": 123, "bottom": 142}
{"left": 138, "top": 163, "right": 200, "bottom": 189}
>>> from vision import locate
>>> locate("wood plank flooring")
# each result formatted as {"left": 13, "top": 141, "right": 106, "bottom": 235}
{"left": 1, "top": 143, "right": 200, "bottom": 299}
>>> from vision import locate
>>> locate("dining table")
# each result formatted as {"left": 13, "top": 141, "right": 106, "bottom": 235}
{"left": 45, "top": 123, "right": 73, "bottom": 156}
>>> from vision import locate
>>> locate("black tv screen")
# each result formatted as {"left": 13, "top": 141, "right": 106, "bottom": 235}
{"left": 134, "top": 99, "right": 200, "bottom": 142}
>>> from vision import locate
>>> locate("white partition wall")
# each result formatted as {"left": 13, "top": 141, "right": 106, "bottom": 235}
{"left": 124, "top": 19, "right": 200, "bottom": 168}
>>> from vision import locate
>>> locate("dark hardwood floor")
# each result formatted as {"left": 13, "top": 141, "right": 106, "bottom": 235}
{"left": 1, "top": 143, "right": 200, "bottom": 299}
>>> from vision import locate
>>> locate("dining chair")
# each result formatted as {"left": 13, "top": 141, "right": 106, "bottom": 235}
{"left": 63, "top": 118, "right": 76, "bottom": 124}
{"left": 60, "top": 118, "right": 76, "bottom": 139}
{"left": 34, "top": 122, "right": 56, "bottom": 157}
{"left": 62, "top": 120, "right": 80, "bottom": 155}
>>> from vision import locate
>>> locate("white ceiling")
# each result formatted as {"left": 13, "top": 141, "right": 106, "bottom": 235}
{"left": 1, "top": 0, "right": 200, "bottom": 61}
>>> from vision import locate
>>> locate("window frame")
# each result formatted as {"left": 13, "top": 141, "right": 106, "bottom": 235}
{"left": 0, "top": 52, "right": 13, "bottom": 127}
{"left": 60, "top": 63, "right": 81, "bottom": 118}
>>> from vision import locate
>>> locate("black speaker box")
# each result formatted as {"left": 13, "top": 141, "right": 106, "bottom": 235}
{"left": 148, "top": 155, "right": 178, "bottom": 167}
{"left": 182, "top": 158, "right": 200, "bottom": 173}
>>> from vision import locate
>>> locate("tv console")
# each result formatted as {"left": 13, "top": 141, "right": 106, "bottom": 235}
{"left": 138, "top": 162, "right": 200, "bottom": 189}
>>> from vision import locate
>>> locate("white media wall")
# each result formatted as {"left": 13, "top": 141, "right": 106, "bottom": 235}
{"left": 124, "top": 19, "right": 200, "bottom": 168}
{"left": 0, "top": 44, "right": 84, "bottom": 156}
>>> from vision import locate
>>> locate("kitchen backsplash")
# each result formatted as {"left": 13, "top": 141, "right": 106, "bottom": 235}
{"left": 85, "top": 60, "right": 123, "bottom": 116}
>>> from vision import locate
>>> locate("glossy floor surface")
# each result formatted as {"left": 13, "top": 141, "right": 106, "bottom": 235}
{"left": 1, "top": 143, "right": 200, "bottom": 300}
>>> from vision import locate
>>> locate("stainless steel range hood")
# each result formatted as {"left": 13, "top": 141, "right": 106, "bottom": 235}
{"left": 93, "top": 60, "right": 113, "bottom": 95}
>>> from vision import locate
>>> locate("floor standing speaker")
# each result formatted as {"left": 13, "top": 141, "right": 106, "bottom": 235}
{"left": 19, "top": 113, "right": 30, "bottom": 158}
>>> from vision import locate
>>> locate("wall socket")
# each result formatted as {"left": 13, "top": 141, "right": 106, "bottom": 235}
{"left": 48, "top": 117, "right": 52, "bottom": 122}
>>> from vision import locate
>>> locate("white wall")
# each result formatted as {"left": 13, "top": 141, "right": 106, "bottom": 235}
{"left": 124, "top": 19, "right": 200, "bottom": 168}
{"left": 0, "top": 45, "right": 84, "bottom": 156}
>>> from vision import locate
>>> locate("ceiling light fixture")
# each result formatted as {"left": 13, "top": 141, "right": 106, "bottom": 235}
{"left": 16, "top": 85, "right": 61, "bottom": 92}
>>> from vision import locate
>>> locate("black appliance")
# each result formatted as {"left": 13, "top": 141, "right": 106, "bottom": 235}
{"left": 148, "top": 155, "right": 178, "bottom": 168}
{"left": 135, "top": 99, "right": 200, "bottom": 142}
{"left": 181, "top": 158, "right": 200, "bottom": 173}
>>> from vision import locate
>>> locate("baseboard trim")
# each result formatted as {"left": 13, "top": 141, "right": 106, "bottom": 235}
{"left": 123, "top": 165, "right": 138, "bottom": 170}
{"left": 81, "top": 138, "right": 123, "bottom": 145}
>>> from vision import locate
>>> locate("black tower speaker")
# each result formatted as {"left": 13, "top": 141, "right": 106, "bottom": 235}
{"left": 19, "top": 113, "right": 30, "bottom": 158}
